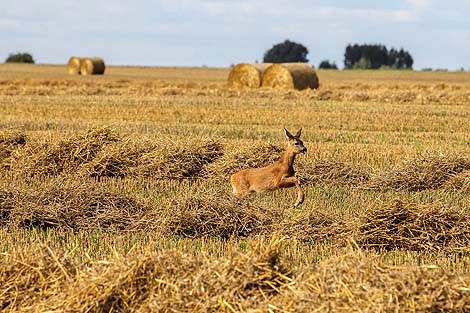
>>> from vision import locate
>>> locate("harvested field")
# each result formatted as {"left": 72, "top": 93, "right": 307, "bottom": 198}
{"left": 2, "top": 240, "right": 470, "bottom": 312}
{"left": 1, "top": 64, "right": 470, "bottom": 311}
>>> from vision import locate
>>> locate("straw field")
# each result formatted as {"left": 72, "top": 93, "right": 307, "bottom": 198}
{"left": 1, "top": 63, "right": 470, "bottom": 312}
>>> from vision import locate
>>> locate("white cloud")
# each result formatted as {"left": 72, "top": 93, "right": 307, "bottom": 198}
{"left": 0, "top": 18, "right": 20, "bottom": 30}
{"left": 317, "top": 7, "right": 416, "bottom": 22}
{"left": 406, "top": 0, "right": 432, "bottom": 9}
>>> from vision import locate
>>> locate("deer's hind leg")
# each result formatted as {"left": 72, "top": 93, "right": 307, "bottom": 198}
{"left": 230, "top": 173, "right": 251, "bottom": 198}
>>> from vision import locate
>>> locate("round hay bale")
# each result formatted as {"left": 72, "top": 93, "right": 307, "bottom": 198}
{"left": 227, "top": 63, "right": 271, "bottom": 88}
{"left": 262, "top": 63, "right": 319, "bottom": 90}
{"left": 80, "top": 57, "right": 106, "bottom": 75}
{"left": 67, "top": 56, "right": 81, "bottom": 75}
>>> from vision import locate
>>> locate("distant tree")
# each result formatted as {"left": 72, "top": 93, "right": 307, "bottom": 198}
{"left": 5, "top": 52, "right": 35, "bottom": 64}
{"left": 318, "top": 60, "right": 338, "bottom": 69}
{"left": 353, "top": 57, "right": 372, "bottom": 69}
{"left": 344, "top": 44, "right": 413, "bottom": 69}
{"left": 263, "top": 40, "right": 309, "bottom": 63}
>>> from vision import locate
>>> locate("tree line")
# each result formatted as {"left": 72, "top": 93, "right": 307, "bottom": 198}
{"left": 262, "top": 40, "right": 414, "bottom": 70}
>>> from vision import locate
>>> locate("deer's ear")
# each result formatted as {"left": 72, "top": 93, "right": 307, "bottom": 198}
{"left": 284, "top": 128, "right": 294, "bottom": 140}
{"left": 294, "top": 128, "right": 302, "bottom": 138}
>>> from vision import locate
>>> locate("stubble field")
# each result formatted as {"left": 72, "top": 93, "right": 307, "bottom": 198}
{"left": 1, "top": 63, "right": 470, "bottom": 312}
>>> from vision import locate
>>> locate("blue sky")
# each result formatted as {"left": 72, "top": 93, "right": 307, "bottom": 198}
{"left": 1, "top": 0, "right": 469, "bottom": 69}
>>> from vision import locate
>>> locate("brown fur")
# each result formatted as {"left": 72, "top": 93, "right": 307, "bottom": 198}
{"left": 230, "top": 128, "right": 307, "bottom": 206}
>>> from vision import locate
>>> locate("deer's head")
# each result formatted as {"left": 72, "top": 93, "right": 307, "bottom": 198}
{"left": 284, "top": 128, "right": 307, "bottom": 154}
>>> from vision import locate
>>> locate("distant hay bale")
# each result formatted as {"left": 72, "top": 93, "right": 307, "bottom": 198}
{"left": 227, "top": 63, "right": 271, "bottom": 88}
{"left": 262, "top": 63, "right": 319, "bottom": 90}
{"left": 80, "top": 57, "right": 106, "bottom": 75}
{"left": 67, "top": 56, "right": 81, "bottom": 75}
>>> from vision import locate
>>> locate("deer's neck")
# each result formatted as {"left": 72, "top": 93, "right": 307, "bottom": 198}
{"left": 279, "top": 149, "right": 296, "bottom": 171}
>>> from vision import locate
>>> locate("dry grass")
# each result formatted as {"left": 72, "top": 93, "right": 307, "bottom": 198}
{"left": 355, "top": 199, "right": 470, "bottom": 253}
{"left": 80, "top": 137, "right": 223, "bottom": 179}
{"left": 293, "top": 251, "right": 470, "bottom": 312}
{"left": 445, "top": 170, "right": 470, "bottom": 192}
{"left": 161, "top": 192, "right": 278, "bottom": 239}
{"left": 367, "top": 152, "right": 470, "bottom": 191}
{"left": 2, "top": 239, "right": 470, "bottom": 312}
{"left": 1, "top": 64, "right": 470, "bottom": 311}
{"left": 12, "top": 127, "right": 120, "bottom": 176}
{"left": 0, "top": 129, "right": 26, "bottom": 169}
{"left": 205, "top": 141, "right": 283, "bottom": 179}
{"left": 298, "top": 157, "right": 371, "bottom": 186}
{"left": 1, "top": 177, "right": 150, "bottom": 232}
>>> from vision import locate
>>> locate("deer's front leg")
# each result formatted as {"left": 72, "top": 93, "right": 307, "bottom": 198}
{"left": 278, "top": 176, "right": 304, "bottom": 207}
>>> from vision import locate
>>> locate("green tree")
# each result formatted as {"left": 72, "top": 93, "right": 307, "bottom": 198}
{"left": 344, "top": 44, "right": 413, "bottom": 69}
{"left": 263, "top": 40, "right": 309, "bottom": 63}
{"left": 353, "top": 57, "right": 372, "bottom": 69}
{"left": 318, "top": 60, "right": 338, "bottom": 69}
{"left": 5, "top": 52, "right": 35, "bottom": 64}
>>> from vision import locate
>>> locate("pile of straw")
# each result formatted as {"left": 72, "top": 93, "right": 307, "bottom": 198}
{"left": 133, "top": 138, "right": 223, "bottom": 179}
{"left": 15, "top": 127, "right": 120, "bottom": 176}
{"left": 294, "top": 252, "right": 470, "bottom": 312}
{"left": 2, "top": 177, "right": 149, "bottom": 231}
{"left": 0, "top": 246, "right": 76, "bottom": 311}
{"left": 81, "top": 137, "right": 223, "bottom": 179}
{"left": 227, "top": 63, "right": 271, "bottom": 88}
{"left": 367, "top": 152, "right": 470, "bottom": 191}
{"left": 262, "top": 63, "right": 319, "bottom": 90}
{"left": 80, "top": 57, "right": 106, "bottom": 75}
{"left": 3, "top": 241, "right": 470, "bottom": 312}
{"left": 42, "top": 239, "right": 290, "bottom": 311}
{"left": 280, "top": 209, "right": 345, "bottom": 242}
{"left": 67, "top": 56, "right": 81, "bottom": 75}
{"left": 355, "top": 199, "right": 470, "bottom": 252}
{"left": 0, "top": 129, "right": 26, "bottom": 169}
{"left": 205, "top": 141, "right": 283, "bottom": 178}
{"left": 79, "top": 139, "right": 156, "bottom": 178}
{"left": 444, "top": 170, "right": 470, "bottom": 192}
{"left": 162, "top": 192, "right": 278, "bottom": 238}
{"left": 298, "top": 158, "right": 371, "bottom": 186}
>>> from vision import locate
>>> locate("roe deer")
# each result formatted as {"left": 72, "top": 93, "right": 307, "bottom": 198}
{"left": 230, "top": 128, "right": 307, "bottom": 207}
